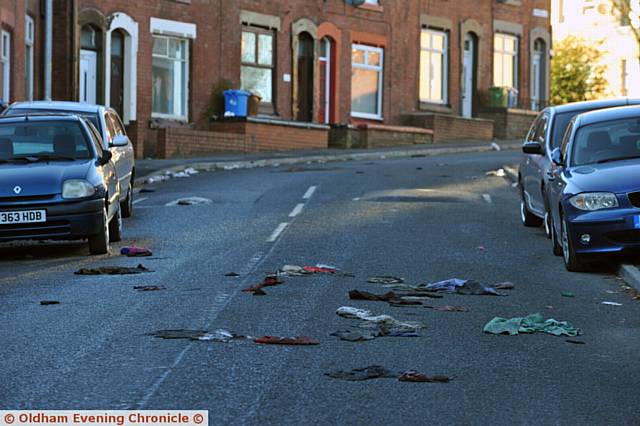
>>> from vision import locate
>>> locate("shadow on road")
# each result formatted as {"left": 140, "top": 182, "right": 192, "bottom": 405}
{"left": 0, "top": 240, "right": 88, "bottom": 261}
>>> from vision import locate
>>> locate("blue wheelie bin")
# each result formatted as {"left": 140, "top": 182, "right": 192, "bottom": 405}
{"left": 223, "top": 90, "right": 251, "bottom": 117}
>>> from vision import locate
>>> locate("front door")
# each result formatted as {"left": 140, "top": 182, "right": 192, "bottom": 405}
{"left": 80, "top": 49, "right": 97, "bottom": 104}
{"left": 110, "top": 31, "right": 125, "bottom": 118}
{"left": 462, "top": 34, "right": 474, "bottom": 118}
{"left": 318, "top": 38, "right": 332, "bottom": 124}
{"left": 296, "top": 33, "right": 314, "bottom": 122}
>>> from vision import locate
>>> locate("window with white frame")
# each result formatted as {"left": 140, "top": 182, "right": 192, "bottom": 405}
{"left": 241, "top": 27, "right": 275, "bottom": 107}
{"left": 25, "top": 16, "right": 34, "bottom": 101}
{"left": 152, "top": 35, "right": 188, "bottom": 119}
{"left": 351, "top": 44, "right": 384, "bottom": 119}
{"left": 493, "top": 33, "right": 518, "bottom": 88}
{"left": 1, "top": 31, "right": 10, "bottom": 102}
{"left": 419, "top": 29, "right": 448, "bottom": 104}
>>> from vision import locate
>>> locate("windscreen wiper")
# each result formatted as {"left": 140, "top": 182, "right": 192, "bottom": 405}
{"left": 595, "top": 155, "right": 640, "bottom": 164}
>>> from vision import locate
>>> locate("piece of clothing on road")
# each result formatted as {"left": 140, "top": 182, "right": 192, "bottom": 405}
{"left": 483, "top": 313, "right": 579, "bottom": 337}
{"left": 367, "top": 276, "right": 405, "bottom": 284}
{"left": 325, "top": 366, "right": 451, "bottom": 383}
{"left": 424, "top": 278, "right": 506, "bottom": 296}
{"left": 75, "top": 264, "right": 152, "bottom": 275}
{"left": 336, "top": 306, "right": 425, "bottom": 332}
{"left": 253, "top": 336, "right": 320, "bottom": 345}
{"left": 120, "top": 246, "right": 153, "bottom": 257}
{"left": 133, "top": 285, "right": 165, "bottom": 292}
{"left": 348, "top": 289, "right": 422, "bottom": 306}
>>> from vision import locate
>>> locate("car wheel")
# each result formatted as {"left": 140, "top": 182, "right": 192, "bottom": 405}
{"left": 561, "top": 215, "right": 586, "bottom": 272}
{"left": 109, "top": 204, "right": 122, "bottom": 243}
{"left": 551, "top": 214, "right": 563, "bottom": 256}
{"left": 89, "top": 206, "right": 110, "bottom": 255}
{"left": 121, "top": 180, "right": 133, "bottom": 218}
{"left": 520, "top": 197, "right": 543, "bottom": 227}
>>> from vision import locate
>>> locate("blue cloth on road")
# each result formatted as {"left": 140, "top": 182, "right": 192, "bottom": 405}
{"left": 483, "top": 313, "right": 578, "bottom": 337}
{"left": 425, "top": 278, "right": 503, "bottom": 296}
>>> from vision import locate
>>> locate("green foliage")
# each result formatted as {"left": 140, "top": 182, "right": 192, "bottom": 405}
{"left": 550, "top": 36, "right": 609, "bottom": 105}
{"left": 202, "top": 79, "right": 234, "bottom": 121}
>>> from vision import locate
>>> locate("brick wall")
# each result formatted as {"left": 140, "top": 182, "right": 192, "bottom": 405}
{"left": 403, "top": 113, "right": 495, "bottom": 143}
{"left": 157, "top": 128, "right": 247, "bottom": 159}
{"left": 329, "top": 124, "right": 433, "bottom": 149}
{"left": 477, "top": 108, "right": 537, "bottom": 140}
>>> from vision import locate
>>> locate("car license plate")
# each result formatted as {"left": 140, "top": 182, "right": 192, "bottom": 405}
{"left": 0, "top": 210, "right": 47, "bottom": 225}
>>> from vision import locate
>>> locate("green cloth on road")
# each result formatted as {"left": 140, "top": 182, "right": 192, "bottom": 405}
{"left": 484, "top": 313, "right": 578, "bottom": 337}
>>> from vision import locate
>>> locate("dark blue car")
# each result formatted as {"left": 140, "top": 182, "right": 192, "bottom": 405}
{"left": 545, "top": 105, "right": 640, "bottom": 271}
{"left": 0, "top": 114, "right": 122, "bottom": 254}
{"left": 519, "top": 99, "right": 640, "bottom": 237}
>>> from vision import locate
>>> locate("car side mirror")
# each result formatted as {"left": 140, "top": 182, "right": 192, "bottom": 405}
{"left": 522, "top": 140, "right": 544, "bottom": 155}
{"left": 551, "top": 148, "right": 564, "bottom": 166}
{"left": 110, "top": 135, "right": 130, "bottom": 147}
{"left": 98, "top": 149, "right": 112, "bottom": 165}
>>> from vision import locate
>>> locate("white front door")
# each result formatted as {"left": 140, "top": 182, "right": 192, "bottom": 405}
{"left": 532, "top": 52, "right": 542, "bottom": 111}
{"left": 79, "top": 49, "right": 97, "bottom": 104}
{"left": 462, "top": 34, "right": 474, "bottom": 118}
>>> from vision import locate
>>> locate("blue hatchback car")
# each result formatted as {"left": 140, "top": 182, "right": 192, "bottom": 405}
{"left": 0, "top": 114, "right": 122, "bottom": 254}
{"left": 546, "top": 105, "right": 640, "bottom": 271}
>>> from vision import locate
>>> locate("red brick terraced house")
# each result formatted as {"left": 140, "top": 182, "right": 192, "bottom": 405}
{"left": 1, "top": 0, "right": 551, "bottom": 158}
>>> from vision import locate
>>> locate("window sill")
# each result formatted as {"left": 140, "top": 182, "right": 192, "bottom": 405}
{"left": 418, "top": 102, "right": 452, "bottom": 114}
{"left": 351, "top": 112, "right": 383, "bottom": 121}
{"left": 149, "top": 115, "right": 190, "bottom": 129}
{"left": 359, "top": 4, "right": 384, "bottom": 13}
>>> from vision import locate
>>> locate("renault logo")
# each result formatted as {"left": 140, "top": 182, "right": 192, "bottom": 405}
{"left": 13, "top": 186, "right": 22, "bottom": 195}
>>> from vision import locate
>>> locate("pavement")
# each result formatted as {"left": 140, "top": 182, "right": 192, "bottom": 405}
{"left": 1, "top": 149, "right": 638, "bottom": 425}
{"left": 134, "top": 140, "right": 518, "bottom": 185}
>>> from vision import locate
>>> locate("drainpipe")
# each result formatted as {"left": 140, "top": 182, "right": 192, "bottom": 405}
{"left": 44, "top": 0, "right": 53, "bottom": 100}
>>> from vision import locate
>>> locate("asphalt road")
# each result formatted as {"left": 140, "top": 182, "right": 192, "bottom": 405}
{"left": 1, "top": 150, "right": 639, "bottom": 425}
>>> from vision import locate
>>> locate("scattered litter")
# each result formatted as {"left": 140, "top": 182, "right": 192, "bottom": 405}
{"left": 120, "top": 246, "right": 153, "bottom": 257}
{"left": 423, "top": 305, "right": 468, "bottom": 312}
{"left": 484, "top": 313, "right": 578, "bottom": 337}
{"left": 511, "top": 182, "right": 519, "bottom": 188}
{"left": 331, "top": 321, "right": 420, "bottom": 342}
{"left": 40, "top": 300, "right": 60, "bottom": 305}
{"left": 336, "top": 306, "right": 425, "bottom": 332}
{"left": 139, "top": 188, "right": 155, "bottom": 193}
{"left": 485, "top": 168, "right": 506, "bottom": 177}
{"left": 146, "top": 329, "right": 208, "bottom": 340}
{"left": 367, "top": 276, "right": 404, "bottom": 285}
{"left": 145, "top": 175, "right": 169, "bottom": 184}
{"left": 566, "top": 339, "right": 586, "bottom": 345}
{"left": 330, "top": 330, "right": 379, "bottom": 342}
{"left": 398, "top": 371, "right": 451, "bottom": 383}
{"left": 184, "top": 167, "right": 198, "bottom": 175}
{"left": 278, "top": 265, "right": 311, "bottom": 276}
{"left": 349, "top": 289, "right": 422, "bottom": 306}
{"left": 425, "top": 278, "right": 505, "bottom": 296}
{"left": 225, "top": 272, "right": 240, "bottom": 277}
{"left": 303, "top": 265, "right": 336, "bottom": 274}
{"left": 75, "top": 264, "right": 152, "bottom": 275}
{"left": 326, "top": 366, "right": 451, "bottom": 383}
{"left": 601, "top": 301, "right": 622, "bottom": 306}
{"left": 416, "top": 167, "right": 423, "bottom": 170}
{"left": 254, "top": 336, "right": 319, "bottom": 345}
{"left": 605, "top": 290, "right": 618, "bottom": 294}
{"left": 147, "top": 329, "right": 246, "bottom": 342}
{"left": 477, "top": 246, "right": 486, "bottom": 251}
{"left": 561, "top": 292, "right": 575, "bottom": 298}
{"left": 491, "top": 142, "right": 501, "bottom": 151}
{"left": 241, "top": 274, "right": 284, "bottom": 295}
{"left": 494, "top": 282, "right": 515, "bottom": 290}
{"left": 165, "top": 197, "right": 213, "bottom": 206}
{"left": 134, "top": 285, "right": 165, "bottom": 292}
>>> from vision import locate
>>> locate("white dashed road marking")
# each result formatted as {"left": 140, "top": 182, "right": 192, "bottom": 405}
{"left": 303, "top": 186, "right": 317, "bottom": 200}
{"left": 267, "top": 223, "right": 288, "bottom": 243}
{"left": 132, "top": 197, "right": 148, "bottom": 205}
{"left": 289, "top": 203, "right": 305, "bottom": 218}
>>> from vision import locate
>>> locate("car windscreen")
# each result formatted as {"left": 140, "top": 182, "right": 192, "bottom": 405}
{"left": 0, "top": 121, "right": 92, "bottom": 160}
{"left": 4, "top": 108, "right": 102, "bottom": 133}
{"left": 571, "top": 117, "right": 640, "bottom": 166}
{"left": 551, "top": 111, "right": 579, "bottom": 149}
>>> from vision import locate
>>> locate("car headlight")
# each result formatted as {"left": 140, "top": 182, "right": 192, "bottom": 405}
{"left": 62, "top": 180, "right": 96, "bottom": 199}
{"left": 569, "top": 192, "right": 619, "bottom": 211}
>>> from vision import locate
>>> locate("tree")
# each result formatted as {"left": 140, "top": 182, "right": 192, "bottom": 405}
{"left": 550, "top": 36, "right": 608, "bottom": 105}
{"left": 611, "top": 0, "right": 640, "bottom": 52}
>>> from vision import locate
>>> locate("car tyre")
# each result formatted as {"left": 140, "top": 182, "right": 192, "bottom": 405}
{"left": 109, "top": 204, "right": 122, "bottom": 243}
{"left": 121, "top": 180, "right": 133, "bottom": 218}
{"left": 89, "top": 206, "right": 110, "bottom": 255}
{"left": 561, "top": 215, "right": 586, "bottom": 272}
{"left": 520, "top": 198, "right": 543, "bottom": 227}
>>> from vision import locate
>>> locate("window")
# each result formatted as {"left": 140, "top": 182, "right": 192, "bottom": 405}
{"left": 25, "top": 16, "right": 34, "bottom": 101}
{"left": 493, "top": 33, "right": 518, "bottom": 89}
{"left": 152, "top": 35, "right": 188, "bottom": 119}
{"left": 1, "top": 31, "right": 10, "bottom": 102}
{"left": 241, "top": 27, "right": 275, "bottom": 108}
{"left": 351, "top": 43, "right": 384, "bottom": 119}
{"left": 420, "top": 29, "right": 448, "bottom": 104}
